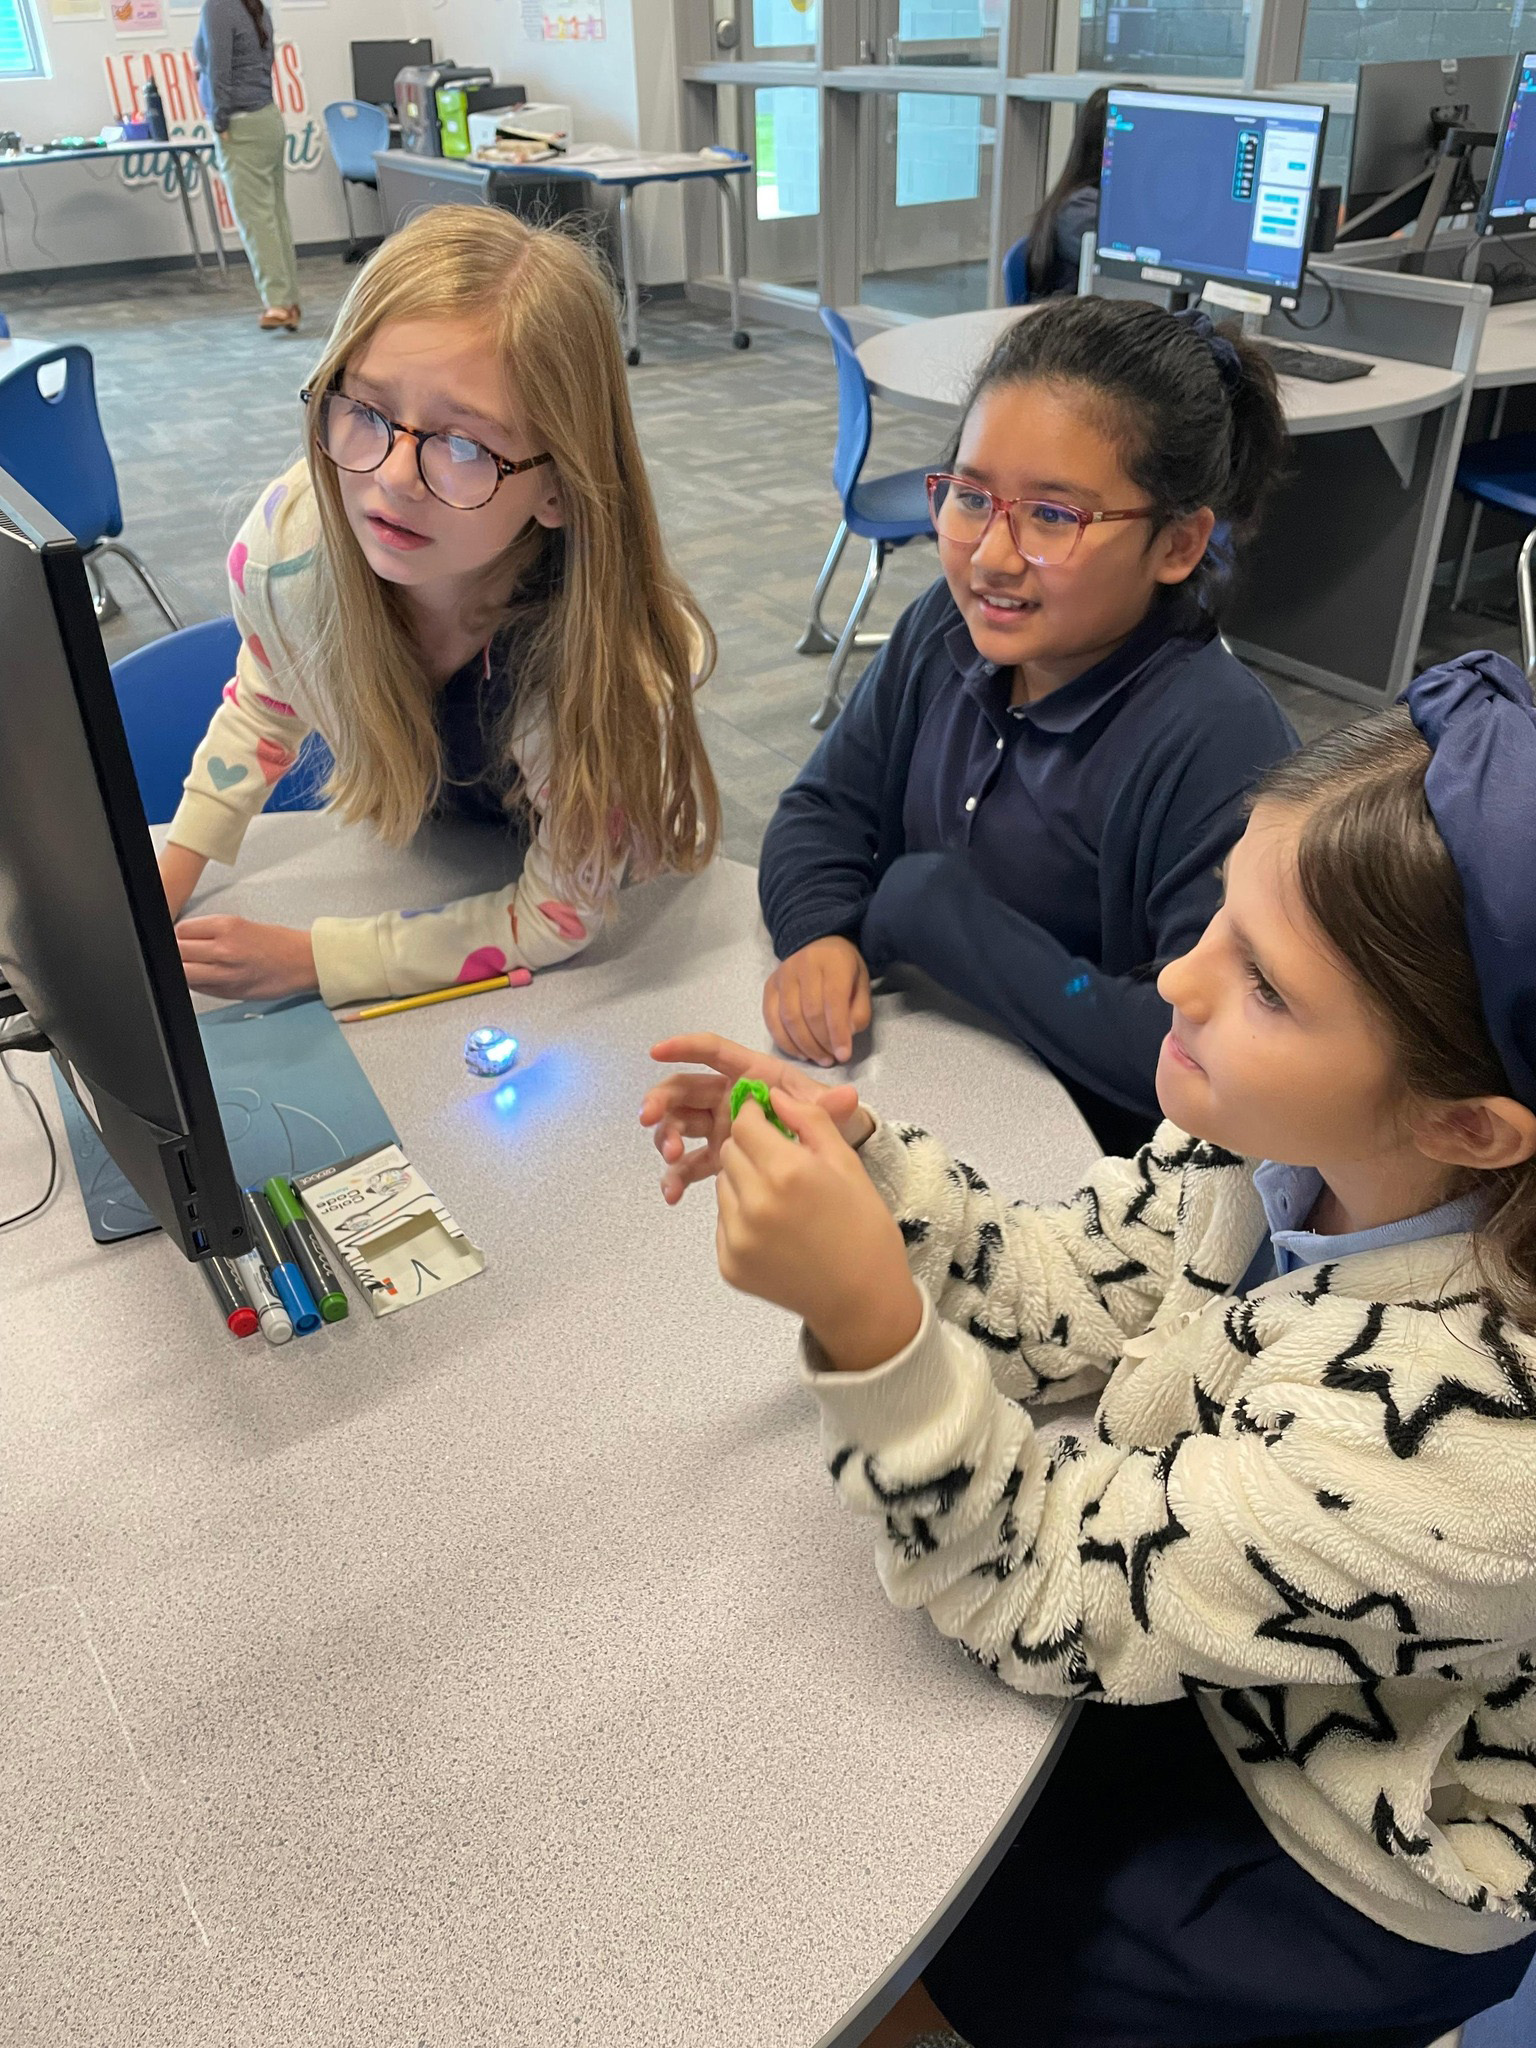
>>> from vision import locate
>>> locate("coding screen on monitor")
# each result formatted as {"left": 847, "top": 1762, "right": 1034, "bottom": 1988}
{"left": 1099, "top": 91, "right": 1325, "bottom": 294}
{"left": 1485, "top": 55, "right": 1536, "bottom": 223}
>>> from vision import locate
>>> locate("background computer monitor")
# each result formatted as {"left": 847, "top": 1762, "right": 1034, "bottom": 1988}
{"left": 352, "top": 38, "right": 434, "bottom": 110}
{"left": 1478, "top": 52, "right": 1536, "bottom": 232}
{"left": 1348, "top": 55, "right": 1513, "bottom": 216}
{"left": 1097, "top": 88, "right": 1327, "bottom": 310}
{"left": 0, "top": 469, "right": 248, "bottom": 1261}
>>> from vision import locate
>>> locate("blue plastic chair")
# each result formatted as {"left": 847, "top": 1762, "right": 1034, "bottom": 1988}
{"left": 799, "top": 307, "right": 935, "bottom": 730}
{"left": 1450, "top": 431, "right": 1536, "bottom": 623}
{"left": 0, "top": 312, "right": 10, "bottom": 338}
{"left": 0, "top": 342, "right": 180, "bottom": 631}
{"left": 1464, "top": 1956, "right": 1536, "bottom": 2047}
{"left": 1003, "top": 233, "right": 1032, "bottom": 307}
{"left": 110, "top": 617, "right": 329, "bottom": 826}
{"left": 324, "top": 101, "right": 390, "bottom": 262}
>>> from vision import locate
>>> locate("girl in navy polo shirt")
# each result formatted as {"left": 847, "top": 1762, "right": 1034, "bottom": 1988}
{"left": 758, "top": 295, "right": 1297, "bottom": 1152}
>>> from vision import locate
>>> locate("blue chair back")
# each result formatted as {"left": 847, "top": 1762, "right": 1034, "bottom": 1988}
{"left": 325, "top": 100, "right": 390, "bottom": 185}
{"left": 110, "top": 617, "right": 329, "bottom": 826}
{"left": 0, "top": 344, "right": 122, "bottom": 548}
{"left": 1003, "top": 234, "right": 1031, "bottom": 307}
{"left": 819, "top": 307, "right": 874, "bottom": 516}
{"left": 1464, "top": 1957, "right": 1536, "bottom": 2047}
{"left": 0, "top": 312, "right": 10, "bottom": 338}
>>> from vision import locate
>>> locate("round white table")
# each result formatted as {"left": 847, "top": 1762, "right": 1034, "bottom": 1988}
{"left": 856, "top": 304, "right": 1465, "bottom": 438}
{"left": 0, "top": 819, "right": 1096, "bottom": 2048}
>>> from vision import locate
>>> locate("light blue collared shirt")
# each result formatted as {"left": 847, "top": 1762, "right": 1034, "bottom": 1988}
{"left": 1236, "top": 1160, "right": 1487, "bottom": 1295}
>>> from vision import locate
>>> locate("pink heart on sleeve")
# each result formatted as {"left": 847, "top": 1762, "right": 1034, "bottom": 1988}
{"left": 227, "top": 542, "right": 249, "bottom": 594}
{"left": 256, "top": 737, "right": 296, "bottom": 786}
{"left": 223, "top": 680, "right": 239, "bottom": 705}
{"left": 457, "top": 948, "right": 508, "bottom": 983}
{"left": 246, "top": 632, "right": 271, "bottom": 670}
{"left": 538, "top": 901, "right": 587, "bottom": 943}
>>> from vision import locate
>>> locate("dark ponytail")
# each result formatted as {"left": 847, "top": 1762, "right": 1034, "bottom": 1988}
{"left": 1025, "top": 85, "right": 1141, "bottom": 299}
{"left": 240, "top": 0, "right": 271, "bottom": 52}
{"left": 953, "top": 293, "right": 1289, "bottom": 612}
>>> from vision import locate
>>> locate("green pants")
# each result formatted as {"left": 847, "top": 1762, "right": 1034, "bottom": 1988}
{"left": 214, "top": 103, "right": 300, "bottom": 312}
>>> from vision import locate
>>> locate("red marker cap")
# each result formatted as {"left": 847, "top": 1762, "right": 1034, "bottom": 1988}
{"left": 229, "top": 1304, "right": 260, "bottom": 1338}
{"left": 201, "top": 1256, "right": 259, "bottom": 1339}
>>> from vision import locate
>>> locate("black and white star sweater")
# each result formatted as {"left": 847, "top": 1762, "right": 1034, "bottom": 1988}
{"left": 806, "top": 1119, "right": 1536, "bottom": 1953}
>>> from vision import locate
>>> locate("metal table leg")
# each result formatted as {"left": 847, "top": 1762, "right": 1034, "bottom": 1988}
{"left": 619, "top": 184, "right": 642, "bottom": 366}
{"left": 195, "top": 147, "right": 231, "bottom": 286}
{"left": 171, "top": 150, "right": 209, "bottom": 287}
{"left": 717, "top": 173, "right": 750, "bottom": 353}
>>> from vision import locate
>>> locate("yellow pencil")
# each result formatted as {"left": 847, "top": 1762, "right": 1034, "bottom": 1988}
{"left": 338, "top": 968, "right": 533, "bottom": 1024}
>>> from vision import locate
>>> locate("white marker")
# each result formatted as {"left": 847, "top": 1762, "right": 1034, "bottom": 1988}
{"left": 235, "top": 1250, "right": 294, "bottom": 1346}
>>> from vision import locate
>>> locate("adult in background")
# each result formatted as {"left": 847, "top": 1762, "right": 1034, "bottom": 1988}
{"left": 195, "top": 0, "right": 301, "bottom": 332}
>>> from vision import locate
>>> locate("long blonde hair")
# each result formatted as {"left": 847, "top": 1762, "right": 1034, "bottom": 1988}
{"left": 302, "top": 205, "right": 719, "bottom": 896}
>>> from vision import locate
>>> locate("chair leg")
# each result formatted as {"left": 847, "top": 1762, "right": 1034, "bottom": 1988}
{"left": 1517, "top": 526, "right": 1536, "bottom": 680}
{"left": 811, "top": 538, "right": 884, "bottom": 732}
{"left": 797, "top": 520, "right": 850, "bottom": 654}
{"left": 91, "top": 542, "right": 183, "bottom": 632}
{"left": 341, "top": 181, "right": 364, "bottom": 264}
{"left": 1451, "top": 499, "right": 1485, "bottom": 612}
{"left": 84, "top": 554, "right": 121, "bottom": 625}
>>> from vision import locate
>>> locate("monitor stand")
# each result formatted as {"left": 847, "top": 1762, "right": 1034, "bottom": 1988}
{"left": 1336, "top": 121, "right": 1494, "bottom": 270}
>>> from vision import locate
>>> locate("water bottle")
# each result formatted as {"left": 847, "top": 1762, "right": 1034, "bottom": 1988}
{"left": 144, "top": 77, "right": 168, "bottom": 142}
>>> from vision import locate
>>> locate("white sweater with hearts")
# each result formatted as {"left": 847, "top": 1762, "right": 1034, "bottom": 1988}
{"left": 805, "top": 1118, "right": 1536, "bottom": 1954}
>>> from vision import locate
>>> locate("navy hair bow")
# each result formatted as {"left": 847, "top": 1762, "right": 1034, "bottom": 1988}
{"left": 1405, "top": 649, "right": 1536, "bottom": 1111}
{"left": 1172, "top": 307, "right": 1244, "bottom": 393}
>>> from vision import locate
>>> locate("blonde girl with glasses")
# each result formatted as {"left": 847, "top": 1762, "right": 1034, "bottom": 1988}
{"left": 758, "top": 294, "right": 1296, "bottom": 1157}
{"left": 158, "top": 206, "right": 720, "bottom": 1008}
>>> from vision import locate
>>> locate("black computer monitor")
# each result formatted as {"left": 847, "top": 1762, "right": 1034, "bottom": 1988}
{"left": 1348, "top": 55, "right": 1513, "bottom": 216}
{"left": 1478, "top": 52, "right": 1536, "bottom": 232}
{"left": 352, "top": 38, "right": 434, "bottom": 110}
{"left": 0, "top": 469, "right": 248, "bottom": 1261}
{"left": 1097, "top": 87, "right": 1328, "bottom": 312}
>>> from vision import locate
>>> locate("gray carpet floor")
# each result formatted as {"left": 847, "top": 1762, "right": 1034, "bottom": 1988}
{"left": 2, "top": 253, "right": 1518, "bottom": 865}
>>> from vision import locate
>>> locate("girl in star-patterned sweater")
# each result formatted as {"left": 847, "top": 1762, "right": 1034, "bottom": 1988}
{"left": 159, "top": 205, "right": 719, "bottom": 1010}
{"left": 644, "top": 652, "right": 1536, "bottom": 2048}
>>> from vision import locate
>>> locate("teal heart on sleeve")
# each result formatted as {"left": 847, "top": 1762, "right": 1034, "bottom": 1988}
{"left": 207, "top": 757, "right": 248, "bottom": 791}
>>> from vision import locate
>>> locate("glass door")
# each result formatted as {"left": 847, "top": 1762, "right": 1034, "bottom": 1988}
{"left": 861, "top": 87, "right": 996, "bottom": 316}
{"left": 869, "top": 0, "right": 1002, "bottom": 69}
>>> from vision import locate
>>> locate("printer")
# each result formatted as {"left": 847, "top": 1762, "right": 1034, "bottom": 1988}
{"left": 468, "top": 103, "right": 574, "bottom": 159}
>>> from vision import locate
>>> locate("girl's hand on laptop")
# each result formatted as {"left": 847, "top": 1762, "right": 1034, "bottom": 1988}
{"left": 174, "top": 915, "right": 318, "bottom": 1000}
{"left": 643, "top": 1033, "right": 872, "bottom": 1205}
{"left": 762, "top": 937, "right": 872, "bottom": 1067}
{"left": 717, "top": 1090, "right": 922, "bottom": 1373}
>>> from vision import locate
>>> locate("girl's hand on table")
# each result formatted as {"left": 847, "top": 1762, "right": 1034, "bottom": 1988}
{"left": 763, "top": 936, "right": 872, "bottom": 1067}
{"left": 175, "top": 916, "right": 318, "bottom": 999}
{"left": 717, "top": 1091, "right": 921, "bottom": 1374}
{"left": 159, "top": 842, "right": 210, "bottom": 922}
{"left": 642, "top": 1032, "right": 872, "bottom": 1205}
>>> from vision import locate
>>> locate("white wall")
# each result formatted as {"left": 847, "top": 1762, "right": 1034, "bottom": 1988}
{"left": 0, "top": 0, "right": 414, "bottom": 275}
{"left": 409, "top": 0, "right": 685, "bottom": 282}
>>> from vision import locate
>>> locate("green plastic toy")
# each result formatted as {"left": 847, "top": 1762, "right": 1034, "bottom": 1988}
{"left": 729, "top": 1076, "right": 795, "bottom": 1139}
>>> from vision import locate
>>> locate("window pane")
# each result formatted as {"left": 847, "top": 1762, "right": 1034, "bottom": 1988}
{"left": 900, "top": 1, "right": 988, "bottom": 31}
{"left": 0, "top": 0, "right": 42, "bottom": 78}
{"left": 755, "top": 86, "right": 820, "bottom": 219}
{"left": 751, "top": 0, "right": 817, "bottom": 48}
{"left": 1076, "top": 0, "right": 1249, "bottom": 78}
{"left": 861, "top": 91, "right": 995, "bottom": 316}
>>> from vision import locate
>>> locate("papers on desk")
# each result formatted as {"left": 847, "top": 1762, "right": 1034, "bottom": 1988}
{"left": 541, "top": 144, "right": 750, "bottom": 180}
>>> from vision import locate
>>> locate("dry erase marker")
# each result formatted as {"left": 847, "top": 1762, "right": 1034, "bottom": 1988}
{"left": 234, "top": 1248, "right": 293, "bottom": 1345}
{"left": 241, "top": 1190, "right": 321, "bottom": 1335}
{"left": 201, "top": 1254, "right": 259, "bottom": 1338}
{"left": 262, "top": 1175, "right": 348, "bottom": 1323}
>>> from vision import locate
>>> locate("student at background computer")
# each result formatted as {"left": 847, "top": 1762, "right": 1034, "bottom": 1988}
{"left": 756, "top": 295, "right": 1297, "bottom": 1155}
{"left": 158, "top": 207, "right": 720, "bottom": 1008}
{"left": 1023, "top": 85, "right": 1141, "bottom": 300}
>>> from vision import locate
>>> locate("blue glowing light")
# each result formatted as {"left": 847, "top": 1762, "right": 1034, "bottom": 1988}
{"left": 464, "top": 1025, "right": 519, "bottom": 1078}
{"left": 493, "top": 1082, "right": 520, "bottom": 1114}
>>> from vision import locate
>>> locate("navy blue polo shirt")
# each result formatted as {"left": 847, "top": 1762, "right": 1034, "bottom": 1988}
{"left": 758, "top": 576, "right": 1297, "bottom": 1123}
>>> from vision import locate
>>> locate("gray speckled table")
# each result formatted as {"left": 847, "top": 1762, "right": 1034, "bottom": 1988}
{"left": 0, "top": 819, "right": 1097, "bottom": 2048}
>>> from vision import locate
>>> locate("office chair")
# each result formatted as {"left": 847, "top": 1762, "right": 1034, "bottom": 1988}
{"left": 110, "top": 617, "right": 330, "bottom": 825}
{"left": 0, "top": 342, "right": 181, "bottom": 631}
{"left": 1461, "top": 1953, "right": 1536, "bottom": 2048}
{"left": 324, "top": 100, "right": 391, "bottom": 263}
{"left": 799, "top": 307, "right": 934, "bottom": 732}
{"left": 1451, "top": 430, "right": 1536, "bottom": 616}
{"left": 1003, "top": 233, "right": 1032, "bottom": 307}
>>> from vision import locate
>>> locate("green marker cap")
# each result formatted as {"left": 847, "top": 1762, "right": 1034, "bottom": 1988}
{"left": 729, "top": 1076, "right": 795, "bottom": 1139}
{"left": 262, "top": 1176, "right": 305, "bottom": 1228}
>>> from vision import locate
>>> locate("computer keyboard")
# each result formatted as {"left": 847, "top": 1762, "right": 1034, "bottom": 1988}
{"left": 1487, "top": 274, "right": 1536, "bottom": 308}
{"left": 1252, "top": 340, "right": 1375, "bottom": 384}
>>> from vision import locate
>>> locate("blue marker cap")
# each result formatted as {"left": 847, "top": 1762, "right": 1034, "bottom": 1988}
{"left": 270, "top": 1260, "right": 322, "bottom": 1336}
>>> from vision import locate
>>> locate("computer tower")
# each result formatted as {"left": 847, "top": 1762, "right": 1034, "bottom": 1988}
{"left": 395, "top": 65, "right": 493, "bottom": 158}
